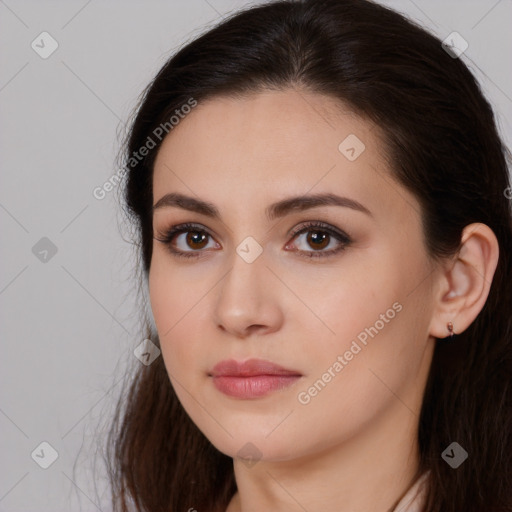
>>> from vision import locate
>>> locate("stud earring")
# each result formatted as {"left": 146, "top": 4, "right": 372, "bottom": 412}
{"left": 447, "top": 322, "right": 454, "bottom": 338}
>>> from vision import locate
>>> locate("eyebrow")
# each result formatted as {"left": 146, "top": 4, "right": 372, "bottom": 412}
{"left": 152, "top": 192, "right": 372, "bottom": 220}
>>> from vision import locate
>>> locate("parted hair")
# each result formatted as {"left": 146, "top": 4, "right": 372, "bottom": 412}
{"left": 104, "top": 1, "right": 512, "bottom": 511}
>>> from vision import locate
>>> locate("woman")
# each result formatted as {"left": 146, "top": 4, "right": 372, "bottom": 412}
{"left": 104, "top": 0, "right": 512, "bottom": 510}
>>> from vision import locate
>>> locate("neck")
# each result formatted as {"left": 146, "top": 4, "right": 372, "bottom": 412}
{"left": 226, "top": 395, "right": 423, "bottom": 512}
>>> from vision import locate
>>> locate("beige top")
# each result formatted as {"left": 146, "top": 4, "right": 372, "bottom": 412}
{"left": 392, "top": 472, "right": 430, "bottom": 512}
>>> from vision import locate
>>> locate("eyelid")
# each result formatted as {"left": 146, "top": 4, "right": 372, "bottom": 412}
{"left": 285, "top": 221, "right": 351, "bottom": 259}
{"left": 287, "top": 220, "right": 350, "bottom": 242}
{"left": 154, "top": 220, "right": 352, "bottom": 259}
{"left": 153, "top": 222, "right": 219, "bottom": 259}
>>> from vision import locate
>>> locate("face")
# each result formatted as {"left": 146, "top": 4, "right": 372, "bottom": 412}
{"left": 149, "top": 89, "right": 437, "bottom": 463}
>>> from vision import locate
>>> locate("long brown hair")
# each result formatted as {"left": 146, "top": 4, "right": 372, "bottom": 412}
{"left": 102, "top": 0, "right": 512, "bottom": 510}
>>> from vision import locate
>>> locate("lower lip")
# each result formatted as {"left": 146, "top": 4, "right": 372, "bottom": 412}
{"left": 211, "top": 375, "right": 301, "bottom": 399}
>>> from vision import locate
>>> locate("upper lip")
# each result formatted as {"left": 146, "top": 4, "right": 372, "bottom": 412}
{"left": 210, "top": 358, "right": 302, "bottom": 377}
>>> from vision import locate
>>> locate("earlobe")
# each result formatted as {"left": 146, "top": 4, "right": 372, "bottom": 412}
{"left": 429, "top": 223, "right": 499, "bottom": 340}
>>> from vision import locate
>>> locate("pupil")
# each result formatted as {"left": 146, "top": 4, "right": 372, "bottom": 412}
{"left": 188, "top": 231, "right": 207, "bottom": 248}
{"left": 308, "top": 231, "right": 328, "bottom": 250}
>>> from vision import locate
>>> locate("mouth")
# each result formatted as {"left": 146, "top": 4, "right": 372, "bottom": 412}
{"left": 209, "top": 358, "right": 302, "bottom": 399}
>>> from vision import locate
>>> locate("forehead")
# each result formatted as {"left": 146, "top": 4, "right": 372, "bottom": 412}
{"left": 151, "top": 89, "right": 418, "bottom": 224}
{"left": 154, "top": 90, "right": 382, "bottom": 178}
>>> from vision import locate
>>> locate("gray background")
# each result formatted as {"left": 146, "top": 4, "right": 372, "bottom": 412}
{"left": 1, "top": 1, "right": 511, "bottom": 510}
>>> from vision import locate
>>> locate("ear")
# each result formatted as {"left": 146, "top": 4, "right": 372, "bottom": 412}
{"left": 429, "top": 223, "right": 499, "bottom": 339}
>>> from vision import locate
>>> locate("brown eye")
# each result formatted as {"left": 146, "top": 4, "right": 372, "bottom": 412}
{"left": 286, "top": 221, "right": 352, "bottom": 259}
{"left": 305, "top": 231, "right": 330, "bottom": 250}
{"left": 185, "top": 231, "right": 209, "bottom": 250}
{"left": 154, "top": 223, "right": 220, "bottom": 259}
{"left": 155, "top": 221, "right": 351, "bottom": 260}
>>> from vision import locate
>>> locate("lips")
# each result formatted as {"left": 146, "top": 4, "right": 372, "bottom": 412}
{"left": 211, "top": 358, "right": 301, "bottom": 377}
{"left": 209, "top": 358, "right": 302, "bottom": 399}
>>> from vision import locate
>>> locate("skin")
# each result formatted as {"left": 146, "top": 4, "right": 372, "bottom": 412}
{"left": 148, "top": 89, "right": 499, "bottom": 512}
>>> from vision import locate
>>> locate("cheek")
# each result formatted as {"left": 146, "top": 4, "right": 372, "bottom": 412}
{"left": 148, "top": 254, "right": 198, "bottom": 334}
{"left": 294, "top": 254, "right": 426, "bottom": 397}
{"left": 148, "top": 256, "right": 210, "bottom": 379}
{"left": 148, "top": 262, "right": 212, "bottom": 431}
{"left": 291, "top": 303, "right": 420, "bottom": 455}
{"left": 286, "top": 258, "right": 396, "bottom": 353}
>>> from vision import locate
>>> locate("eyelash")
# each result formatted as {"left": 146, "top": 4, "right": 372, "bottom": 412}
{"left": 154, "top": 221, "right": 352, "bottom": 260}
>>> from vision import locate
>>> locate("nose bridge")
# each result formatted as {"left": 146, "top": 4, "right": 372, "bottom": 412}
{"left": 220, "top": 240, "right": 267, "bottom": 308}
{"left": 213, "top": 240, "right": 282, "bottom": 335}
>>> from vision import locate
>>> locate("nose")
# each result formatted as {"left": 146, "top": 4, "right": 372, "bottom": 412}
{"left": 213, "top": 248, "right": 284, "bottom": 339}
